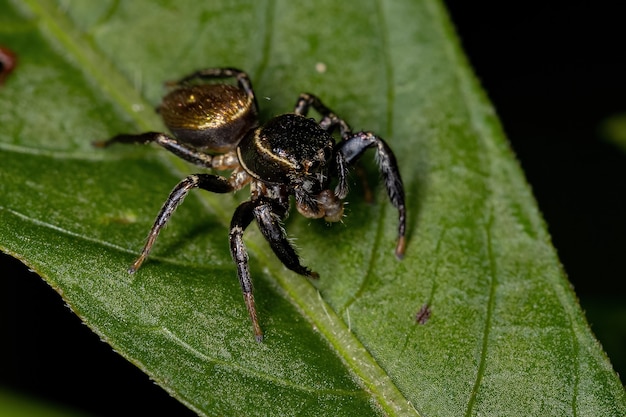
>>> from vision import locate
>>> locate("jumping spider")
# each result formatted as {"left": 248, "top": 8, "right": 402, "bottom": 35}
{"left": 96, "top": 68, "right": 406, "bottom": 342}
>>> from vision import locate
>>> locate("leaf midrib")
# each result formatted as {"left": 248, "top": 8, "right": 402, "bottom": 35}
{"left": 19, "top": 1, "right": 420, "bottom": 416}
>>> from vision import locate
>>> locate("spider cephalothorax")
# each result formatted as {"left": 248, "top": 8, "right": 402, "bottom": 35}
{"left": 96, "top": 68, "right": 406, "bottom": 341}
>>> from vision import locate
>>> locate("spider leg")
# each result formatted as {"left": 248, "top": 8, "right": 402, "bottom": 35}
{"left": 93, "top": 132, "right": 241, "bottom": 170}
{"left": 293, "top": 93, "right": 373, "bottom": 200}
{"left": 128, "top": 174, "right": 234, "bottom": 274}
{"left": 293, "top": 93, "right": 353, "bottom": 197}
{"left": 334, "top": 151, "right": 350, "bottom": 199}
{"left": 337, "top": 131, "right": 407, "bottom": 258}
{"left": 294, "top": 93, "right": 351, "bottom": 137}
{"left": 229, "top": 200, "right": 264, "bottom": 342}
{"left": 254, "top": 200, "right": 319, "bottom": 279}
{"left": 229, "top": 195, "right": 318, "bottom": 343}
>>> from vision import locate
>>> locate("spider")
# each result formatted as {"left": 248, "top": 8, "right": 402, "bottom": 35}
{"left": 95, "top": 68, "right": 406, "bottom": 342}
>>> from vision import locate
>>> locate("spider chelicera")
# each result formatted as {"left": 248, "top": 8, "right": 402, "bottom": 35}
{"left": 95, "top": 68, "right": 406, "bottom": 342}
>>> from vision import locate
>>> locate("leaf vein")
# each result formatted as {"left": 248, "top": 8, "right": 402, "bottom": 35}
{"left": 159, "top": 327, "right": 367, "bottom": 397}
{"left": 464, "top": 209, "right": 497, "bottom": 416}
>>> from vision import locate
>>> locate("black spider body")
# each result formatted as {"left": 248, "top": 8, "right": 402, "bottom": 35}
{"left": 96, "top": 68, "right": 406, "bottom": 341}
{"left": 239, "top": 114, "right": 335, "bottom": 194}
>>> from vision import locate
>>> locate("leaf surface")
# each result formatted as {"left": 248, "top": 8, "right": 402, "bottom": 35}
{"left": 1, "top": 1, "right": 624, "bottom": 416}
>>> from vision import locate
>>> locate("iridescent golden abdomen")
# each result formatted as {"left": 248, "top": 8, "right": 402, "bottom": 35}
{"left": 160, "top": 84, "right": 258, "bottom": 152}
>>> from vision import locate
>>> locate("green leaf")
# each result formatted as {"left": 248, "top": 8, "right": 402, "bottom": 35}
{"left": 1, "top": 1, "right": 624, "bottom": 416}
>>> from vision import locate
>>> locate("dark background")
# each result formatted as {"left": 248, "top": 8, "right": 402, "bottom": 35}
{"left": 2, "top": 2, "right": 625, "bottom": 415}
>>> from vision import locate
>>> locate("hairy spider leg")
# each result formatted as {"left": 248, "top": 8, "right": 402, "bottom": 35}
{"left": 253, "top": 200, "right": 319, "bottom": 279}
{"left": 93, "top": 132, "right": 241, "bottom": 170}
{"left": 229, "top": 201, "right": 263, "bottom": 342}
{"left": 229, "top": 197, "right": 318, "bottom": 342}
{"left": 294, "top": 93, "right": 352, "bottom": 137}
{"left": 293, "top": 93, "right": 354, "bottom": 198}
{"left": 295, "top": 94, "right": 406, "bottom": 254}
{"left": 230, "top": 195, "right": 320, "bottom": 342}
{"left": 294, "top": 93, "right": 379, "bottom": 201}
{"left": 337, "top": 131, "right": 407, "bottom": 258}
{"left": 128, "top": 174, "right": 238, "bottom": 274}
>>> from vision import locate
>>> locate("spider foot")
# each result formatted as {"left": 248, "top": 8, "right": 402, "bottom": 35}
{"left": 395, "top": 235, "right": 406, "bottom": 260}
{"left": 244, "top": 293, "right": 264, "bottom": 343}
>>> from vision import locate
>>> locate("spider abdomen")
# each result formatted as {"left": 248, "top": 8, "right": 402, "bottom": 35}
{"left": 160, "top": 84, "right": 258, "bottom": 152}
